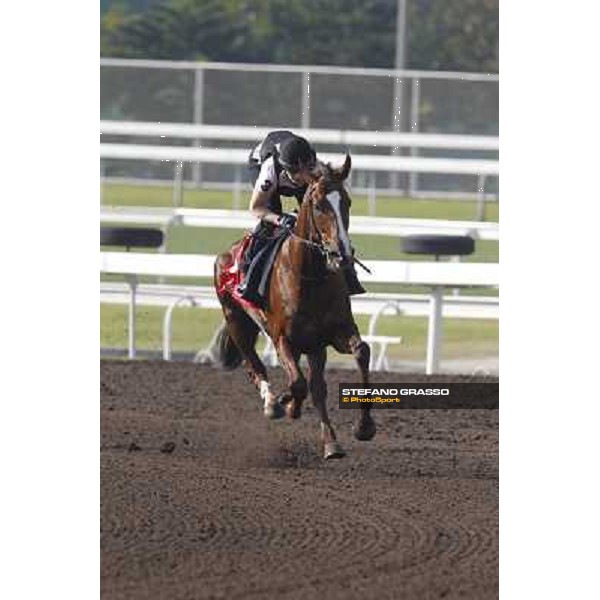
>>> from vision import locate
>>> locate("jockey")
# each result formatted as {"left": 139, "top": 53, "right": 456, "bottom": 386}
{"left": 237, "top": 130, "right": 365, "bottom": 305}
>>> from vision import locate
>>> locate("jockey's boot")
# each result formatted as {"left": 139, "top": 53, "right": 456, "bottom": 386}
{"left": 344, "top": 264, "right": 367, "bottom": 295}
{"left": 237, "top": 280, "right": 264, "bottom": 307}
{"left": 237, "top": 266, "right": 266, "bottom": 308}
{"left": 236, "top": 230, "right": 268, "bottom": 307}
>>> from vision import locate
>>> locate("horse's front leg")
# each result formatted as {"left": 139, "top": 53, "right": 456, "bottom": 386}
{"left": 335, "top": 330, "right": 377, "bottom": 442}
{"left": 275, "top": 336, "right": 307, "bottom": 420}
{"left": 307, "top": 348, "right": 345, "bottom": 459}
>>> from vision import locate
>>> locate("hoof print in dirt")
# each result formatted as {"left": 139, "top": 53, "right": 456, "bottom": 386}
{"left": 160, "top": 442, "right": 176, "bottom": 454}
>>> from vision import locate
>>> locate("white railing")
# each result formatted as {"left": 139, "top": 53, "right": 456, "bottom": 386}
{"left": 99, "top": 143, "right": 498, "bottom": 176}
{"left": 100, "top": 120, "right": 499, "bottom": 151}
{"left": 100, "top": 206, "right": 500, "bottom": 241}
{"left": 100, "top": 58, "right": 499, "bottom": 81}
{"left": 100, "top": 252, "right": 497, "bottom": 287}
{"left": 100, "top": 251, "right": 498, "bottom": 374}
{"left": 101, "top": 281, "right": 498, "bottom": 371}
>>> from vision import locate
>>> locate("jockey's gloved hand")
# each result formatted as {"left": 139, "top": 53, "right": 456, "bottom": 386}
{"left": 277, "top": 213, "right": 297, "bottom": 230}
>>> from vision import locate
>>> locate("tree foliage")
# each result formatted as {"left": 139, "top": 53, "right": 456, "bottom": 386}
{"left": 408, "top": 0, "right": 498, "bottom": 72}
{"left": 101, "top": 0, "right": 498, "bottom": 73}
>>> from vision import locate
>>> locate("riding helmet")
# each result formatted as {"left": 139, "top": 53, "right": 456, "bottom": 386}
{"left": 278, "top": 136, "right": 317, "bottom": 172}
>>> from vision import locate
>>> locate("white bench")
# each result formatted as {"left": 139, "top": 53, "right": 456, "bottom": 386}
{"left": 100, "top": 252, "right": 498, "bottom": 373}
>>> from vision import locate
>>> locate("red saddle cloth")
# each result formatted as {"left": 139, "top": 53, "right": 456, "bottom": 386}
{"left": 216, "top": 234, "right": 262, "bottom": 311}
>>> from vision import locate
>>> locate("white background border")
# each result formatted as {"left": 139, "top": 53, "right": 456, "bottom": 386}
{"left": 2, "top": 1, "right": 98, "bottom": 598}
{"left": 2, "top": 1, "right": 600, "bottom": 598}
{"left": 501, "top": 1, "right": 600, "bottom": 597}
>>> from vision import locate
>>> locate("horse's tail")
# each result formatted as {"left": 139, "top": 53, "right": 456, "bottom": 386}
{"left": 214, "top": 322, "right": 243, "bottom": 370}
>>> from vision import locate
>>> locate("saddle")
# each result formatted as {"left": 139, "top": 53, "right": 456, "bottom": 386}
{"left": 217, "top": 226, "right": 290, "bottom": 311}
{"left": 216, "top": 234, "right": 257, "bottom": 310}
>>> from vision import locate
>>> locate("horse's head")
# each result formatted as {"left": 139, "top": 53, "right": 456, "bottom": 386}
{"left": 298, "top": 154, "right": 353, "bottom": 272}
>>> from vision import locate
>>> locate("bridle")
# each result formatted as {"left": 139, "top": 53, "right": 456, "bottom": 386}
{"left": 289, "top": 180, "right": 372, "bottom": 275}
{"left": 289, "top": 181, "right": 346, "bottom": 268}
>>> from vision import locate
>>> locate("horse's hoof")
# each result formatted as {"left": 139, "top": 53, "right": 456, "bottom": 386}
{"left": 276, "top": 393, "right": 292, "bottom": 405}
{"left": 285, "top": 400, "right": 302, "bottom": 420}
{"left": 353, "top": 418, "right": 376, "bottom": 441}
{"left": 264, "top": 402, "right": 285, "bottom": 420}
{"left": 323, "top": 442, "right": 346, "bottom": 460}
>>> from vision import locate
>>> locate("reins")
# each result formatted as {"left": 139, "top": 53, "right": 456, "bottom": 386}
{"left": 288, "top": 231, "right": 324, "bottom": 253}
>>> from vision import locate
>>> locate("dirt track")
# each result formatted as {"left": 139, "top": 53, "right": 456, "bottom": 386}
{"left": 101, "top": 361, "right": 498, "bottom": 600}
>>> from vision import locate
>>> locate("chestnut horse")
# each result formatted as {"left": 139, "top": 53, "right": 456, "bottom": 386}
{"left": 214, "top": 155, "right": 376, "bottom": 459}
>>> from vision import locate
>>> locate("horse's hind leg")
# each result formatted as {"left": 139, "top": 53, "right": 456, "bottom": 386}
{"left": 214, "top": 252, "right": 283, "bottom": 419}
{"left": 307, "top": 348, "right": 345, "bottom": 459}
{"left": 222, "top": 300, "right": 284, "bottom": 419}
{"left": 334, "top": 329, "right": 377, "bottom": 442}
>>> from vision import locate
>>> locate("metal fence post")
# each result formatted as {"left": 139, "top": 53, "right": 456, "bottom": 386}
{"left": 390, "top": 0, "right": 407, "bottom": 195}
{"left": 390, "top": 74, "right": 404, "bottom": 195}
{"left": 425, "top": 286, "right": 444, "bottom": 374}
{"left": 163, "top": 297, "right": 196, "bottom": 360}
{"left": 476, "top": 174, "right": 487, "bottom": 221}
{"left": 192, "top": 67, "right": 204, "bottom": 188}
{"left": 368, "top": 171, "right": 377, "bottom": 215}
{"left": 173, "top": 161, "right": 184, "bottom": 207}
{"left": 408, "top": 78, "right": 420, "bottom": 197}
{"left": 301, "top": 71, "right": 310, "bottom": 128}
{"left": 127, "top": 274, "right": 138, "bottom": 359}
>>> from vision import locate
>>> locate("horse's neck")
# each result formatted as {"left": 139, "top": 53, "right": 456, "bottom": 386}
{"left": 288, "top": 207, "right": 317, "bottom": 278}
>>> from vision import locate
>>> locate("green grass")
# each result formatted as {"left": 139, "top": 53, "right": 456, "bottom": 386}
{"left": 100, "top": 304, "right": 498, "bottom": 362}
{"left": 167, "top": 225, "right": 499, "bottom": 262}
{"left": 102, "top": 183, "right": 499, "bottom": 222}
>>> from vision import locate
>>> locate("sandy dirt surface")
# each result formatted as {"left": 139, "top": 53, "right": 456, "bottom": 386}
{"left": 101, "top": 361, "right": 498, "bottom": 600}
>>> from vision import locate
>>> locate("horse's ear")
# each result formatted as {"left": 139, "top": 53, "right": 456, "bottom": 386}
{"left": 333, "top": 153, "right": 351, "bottom": 181}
